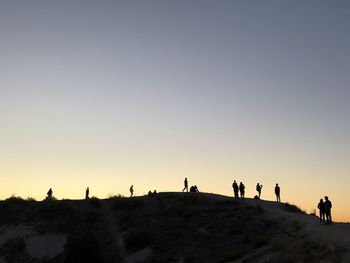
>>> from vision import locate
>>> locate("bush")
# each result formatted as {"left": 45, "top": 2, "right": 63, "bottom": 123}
{"left": 64, "top": 233, "right": 102, "bottom": 263}
{"left": 284, "top": 203, "right": 304, "bottom": 213}
{"left": 124, "top": 231, "right": 152, "bottom": 253}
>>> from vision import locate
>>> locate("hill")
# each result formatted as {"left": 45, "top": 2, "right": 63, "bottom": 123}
{"left": 0, "top": 193, "right": 349, "bottom": 263}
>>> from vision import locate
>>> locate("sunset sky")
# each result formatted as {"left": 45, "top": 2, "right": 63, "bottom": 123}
{"left": 1, "top": 1, "right": 349, "bottom": 222}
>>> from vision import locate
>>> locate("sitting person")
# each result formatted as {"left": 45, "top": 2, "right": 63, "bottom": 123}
{"left": 190, "top": 185, "right": 199, "bottom": 193}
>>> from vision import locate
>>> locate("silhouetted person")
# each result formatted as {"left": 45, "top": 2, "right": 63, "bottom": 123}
{"left": 232, "top": 180, "right": 239, "bottom": 198}
{"left": 130, "top": 185, "right": 134, "bottom": 197}
{"left": 275, "top": 183, "right": 281, "bottom": 202}
{"left": 324, "top": 196, "right": 332, "bottom": 224}
{"left": 317, "top": 198, "right": 325, "bottom": 223}
{"left": 47, "top": 188, "right": 53, "bottom": 199}
{"left": 190, "top": 185, "right": 199, "bottom": 193}
{"left": 256, "top": 183, "right": 263, "bottom": 198}
{"left": 183, "top": 178, "right": 188, "bottom": 192}
{"left": 85, "top": 187, "right": 89, "bottom": 200}
{"left": 239, "top": 182, "right": 245, "bottom": 198}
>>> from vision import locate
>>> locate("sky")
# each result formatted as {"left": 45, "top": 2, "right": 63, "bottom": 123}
{"left": 0, "top": 0, "right": 349, "bottom": 222}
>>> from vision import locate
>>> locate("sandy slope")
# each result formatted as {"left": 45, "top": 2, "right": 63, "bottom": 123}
{"left": 240, "top": 197, "right": 350, "bottom": 262}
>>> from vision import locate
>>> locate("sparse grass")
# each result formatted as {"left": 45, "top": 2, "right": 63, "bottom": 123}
{"left": 111, "top": 197, "right": 143, "bottom": 210}
{"left": 88, "top": 196, "right": 102, "bottom": 208}
{"left": 284, "top": 202, "right": 305, "bottom": 213}
{"left": 108, "top": 193, "right": 124, "bottom": 199}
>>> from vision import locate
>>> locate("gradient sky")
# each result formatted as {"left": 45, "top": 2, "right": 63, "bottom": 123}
{"left": 1, "top": 1, "right": 349, "bottom": 221}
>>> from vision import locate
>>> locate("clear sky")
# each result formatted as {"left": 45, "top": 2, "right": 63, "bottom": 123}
{"left": 1, "top": 1, "right": 349, "bottom": 221}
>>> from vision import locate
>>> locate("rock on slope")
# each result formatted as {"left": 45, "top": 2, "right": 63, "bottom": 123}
{"left": 0, "top": 193, "right": 348, "bottom": 263}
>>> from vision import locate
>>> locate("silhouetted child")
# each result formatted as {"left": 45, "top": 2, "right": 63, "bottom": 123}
{"left": 130, "top": 185, "right": 134, "bottom": 197}
{"left": 324, "top": 196, "right": 332, "bottom": 224}
{"left": 256, "top": 183, "right": 263, "bottom": 198}
{"left": 239, "top": 182, "right": 245, "bottom": 198}
{"left": 47, "top": 188, "right": 53, "bottom": 199}
{"left": 317, "top": 198, "right": 325, "bottom": 223}
{"left": 275, "top": 183, "right": 281, "bottom": 202}
{"left": 232, "top": 180, "right": 239, "bottom": 198}
{"left": 183, "top": 178, "right": 188, "bottom": 192}
{"left": 85, "top": 187, "right": 90, "bottom": 200}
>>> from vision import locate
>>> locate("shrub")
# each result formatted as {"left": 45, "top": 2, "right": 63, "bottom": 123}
{"left": 64, "top": 232, "right": 102, "bottom": 263}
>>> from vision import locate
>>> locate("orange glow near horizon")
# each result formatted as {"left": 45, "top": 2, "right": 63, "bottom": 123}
{"left": 1, "top": 0, "right": 350, "bottom": 225}
{"left": 1, "top": 160, "right": 349, "bottom": 223}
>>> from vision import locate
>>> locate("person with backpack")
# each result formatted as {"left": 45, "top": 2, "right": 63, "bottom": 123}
{"left": 182, "top": 178, "right": 188, "bottom": 192}
{"left": 47, "top": 188, "right": 53, "bottom": 199}
{"left": 256, "top": 183, "right": 263, "bottom": 198}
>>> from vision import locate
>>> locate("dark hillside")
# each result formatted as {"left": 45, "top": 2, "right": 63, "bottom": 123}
{"left": 0, "top": 193, "right": 345, "bottom": 263}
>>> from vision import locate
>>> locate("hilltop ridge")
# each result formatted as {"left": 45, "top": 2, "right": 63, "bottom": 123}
{"left": 0, "top": 193, "right": 349, "bottom": 263}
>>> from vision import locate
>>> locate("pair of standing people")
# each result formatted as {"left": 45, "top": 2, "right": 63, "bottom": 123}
{"left": 232, "top": 181, "right": 245, "bottom": 198}
{"left": 317, "top": 196, "right": 332, "bottom": 224}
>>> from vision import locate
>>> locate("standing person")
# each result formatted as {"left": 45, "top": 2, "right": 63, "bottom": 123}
{"left": 129, "top": 185, "right": 134, "bottom": 197}
{"left": 182, "top": 178, "right": 188, "bottom": 192}
{"left": 239, "top": 182, "right": 245, "bottom": 198}
{"left": 317, "top": 198, "right": 325, "bottom": 223}
{"left": 275, "top": 183, "right": 281, "bottom": 202}
{"left": 256, "top": 183, "right": 263, "bottom": 198}
{"left": 47, "top": 188, "right": 53, "bottom": 199}
{"left": 324, "top": 196, "right": 332, "bottom": 224}
{"left": 85, "top": 187, "right": 90, "bottom": 200}
{"left": 232, "top": 180, "right": 239, "bottom": 198}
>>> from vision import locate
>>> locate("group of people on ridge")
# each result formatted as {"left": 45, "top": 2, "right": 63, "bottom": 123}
{"left": 182, "top": 178, "right": 200, "bottom": 193}
{"left": 45, "top": 178, "right": 333, "bottom": 225}
{"left": 231, "top": 181, "right": 281, "bottom": 202}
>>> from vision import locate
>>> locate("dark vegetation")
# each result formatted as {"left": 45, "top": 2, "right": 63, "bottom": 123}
{"left": 0, "top": 193, "right": 342, "bottom": 263}
{"left": 111, "top": 193, "right": 340, "bottom": 263}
